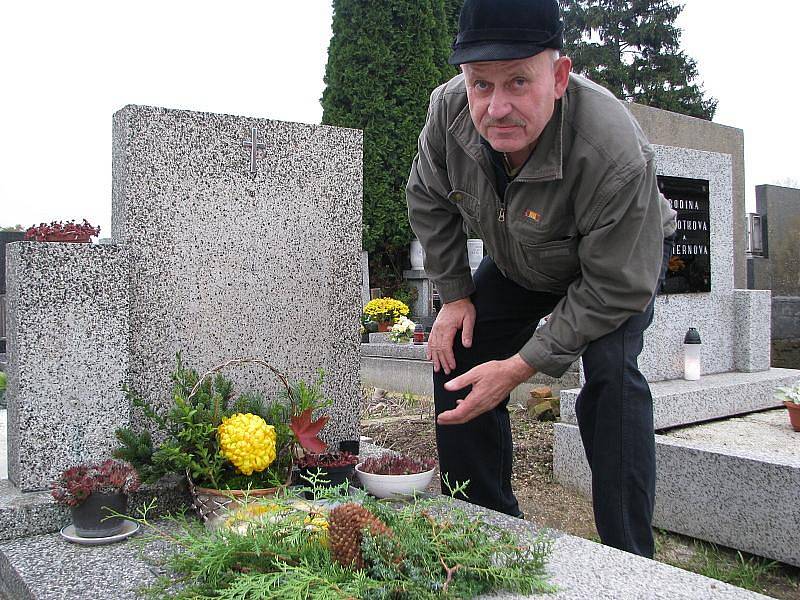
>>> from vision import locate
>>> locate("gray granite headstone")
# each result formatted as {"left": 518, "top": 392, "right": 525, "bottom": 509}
{"left": 6, "top": 243, "right": 130, "bottom": 491}
{"left": 640, "top": 146, "right": 770, "bottom": 381}
{"left": 112, "top": 105, "right": 363, "bottom": 447}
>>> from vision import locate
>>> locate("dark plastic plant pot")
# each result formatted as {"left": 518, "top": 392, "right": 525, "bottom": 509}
{"left": 297, "top": 464, "right": 355, "bottom": 499}
{"left": 339, "top": 440, "right": 360, "bottom": 455}
{"left": 69, "top": 493, "right": 128, "bottom": 538}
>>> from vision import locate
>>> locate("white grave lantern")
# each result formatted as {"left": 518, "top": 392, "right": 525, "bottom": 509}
{"left": 683, "top": 327, "right": 702, "bottom": 381}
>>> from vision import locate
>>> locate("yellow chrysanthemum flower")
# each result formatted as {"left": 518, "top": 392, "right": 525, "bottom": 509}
{"left": 363, "top": 297, "right": 410, "bottom": 324}
{"left": 218, "top": 413, "right": 276, "bottom": 475}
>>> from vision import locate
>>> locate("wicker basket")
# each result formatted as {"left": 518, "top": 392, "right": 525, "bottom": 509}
{"left": 183, "top": 358, "right": 297, "bottom": 523}
{"left": 188, "top": 474, "right": 287, "bottom": 523}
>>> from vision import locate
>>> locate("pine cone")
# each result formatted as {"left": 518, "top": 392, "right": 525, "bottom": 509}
{"left": 328, "top": 503, "right": 393, "bottom": 569}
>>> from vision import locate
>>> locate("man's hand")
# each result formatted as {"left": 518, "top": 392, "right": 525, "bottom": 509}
{"left": 427, "top": 298, "right": 476, "bottom": 374}
{"left": 437, "top": 354, "right": 536, "bottom": 425}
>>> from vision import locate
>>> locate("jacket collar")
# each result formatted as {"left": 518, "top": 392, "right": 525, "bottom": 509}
{"left": 448, "top": 93, "right": 565, "bottom": 183}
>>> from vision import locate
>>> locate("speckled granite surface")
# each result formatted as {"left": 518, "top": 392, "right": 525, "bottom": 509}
{"left": 112, "top": 105, "right": 363, "bottom": 448}
{"left": 0, "top": 496, "right": 770, "bottom": 599}
{"left": 555, "top": 408, "right": 800, "bottom": 568}
{"left": 5, "top": 243, "right": 130, "bottom": 491}
{"left": 733, "top": 290, "right": 772, "bottom": 372}
{"left": 560, "top": 368, "right": 799, "bottom": 430}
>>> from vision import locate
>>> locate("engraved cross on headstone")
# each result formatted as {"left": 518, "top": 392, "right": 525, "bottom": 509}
{"left": 242, "top": 127, "right": 266, "bottom": 174}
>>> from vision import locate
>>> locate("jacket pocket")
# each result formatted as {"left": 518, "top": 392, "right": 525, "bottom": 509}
{"left": 515, "top": 236, "right": 581, "bottom": 289}
{"left": 447, "top": 189, "right": 480, "bottom": 218}
{"left": 447, "top": 189, "right": 483, "bottom": 236}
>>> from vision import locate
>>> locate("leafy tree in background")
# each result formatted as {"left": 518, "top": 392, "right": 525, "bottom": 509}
{"left": 321, "top": 0, "right": 452, "bottom": 292}
{"left": 561, "top": 0, "right": 717, "bottom": 119}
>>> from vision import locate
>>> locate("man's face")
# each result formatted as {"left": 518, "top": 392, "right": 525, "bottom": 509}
{"left": 462, "top": 52, "right": 571, "bottom": 160}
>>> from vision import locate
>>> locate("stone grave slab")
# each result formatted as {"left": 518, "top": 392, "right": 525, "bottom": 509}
{"left": 554, "top": 407, "right": 800, "bottom": 567}
{"left": 0, "top": 500, "right": 770, "bottom": 600}
{"left": 560, "top": 368, "right": 798, "bottom": 431}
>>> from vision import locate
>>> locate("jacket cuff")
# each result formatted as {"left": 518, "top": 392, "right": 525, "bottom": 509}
{"left": 434, "top": 275, "right": 475, "bottom": 304}
{"left": 518, "top": 336, "right": 573, "bottom": 379}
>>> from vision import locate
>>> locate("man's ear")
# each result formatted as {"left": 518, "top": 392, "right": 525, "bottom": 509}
{"left": 553, "top": 56, "right": 572, "bottom": 99}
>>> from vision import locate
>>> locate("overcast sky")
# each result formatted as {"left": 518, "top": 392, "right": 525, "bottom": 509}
{"left": 1, "top": 1, "right": 798, "bottom": 237}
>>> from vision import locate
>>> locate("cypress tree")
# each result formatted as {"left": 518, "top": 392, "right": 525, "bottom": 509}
{"left": 561, "top": 0, "right": 717, "bottom": 119}
{"left": 321, "top": 1, "right": 452, "bottom": 290}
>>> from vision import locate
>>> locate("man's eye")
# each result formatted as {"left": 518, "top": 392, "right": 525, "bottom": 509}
{"left": 474, "top": 80, "right": 490, "bottom": 90}
{"left": 512, "top": 78, "right": 527, "bottom": 87}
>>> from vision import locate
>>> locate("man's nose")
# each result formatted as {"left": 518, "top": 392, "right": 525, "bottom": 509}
{"left": 487, "top": 89, "right": 512, "bottom": 119}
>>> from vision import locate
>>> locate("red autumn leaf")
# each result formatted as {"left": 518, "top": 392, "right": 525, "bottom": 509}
{"left": 290, "top": 408, "right": 328, "bottom": 454}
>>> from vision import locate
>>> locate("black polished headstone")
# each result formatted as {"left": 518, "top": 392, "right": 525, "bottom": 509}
{"left": 658, "top": 176, "right": 711, "bottom": 294}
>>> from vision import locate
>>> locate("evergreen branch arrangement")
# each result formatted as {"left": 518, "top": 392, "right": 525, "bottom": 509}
{"left": 129, "top": 479, "right": 555, "bottom": 599}
{"left": 114, "top": 354, "right": 331, "bottom": 490}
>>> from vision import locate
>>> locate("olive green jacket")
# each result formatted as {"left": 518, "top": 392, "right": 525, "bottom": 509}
{"left": 406, "top": 73, "right": 677, "bottom": 377}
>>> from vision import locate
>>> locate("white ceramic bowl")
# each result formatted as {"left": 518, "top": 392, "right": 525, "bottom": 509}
{"left": 355, "top": 463, "right": 436, "bottom": 499}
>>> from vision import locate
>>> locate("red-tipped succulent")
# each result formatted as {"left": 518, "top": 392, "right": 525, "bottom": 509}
{"left": 359, "top": 453, "right": 436, "bottom": 476}
{"left": 50, "top": 459, "right": 140, "bottom": 507}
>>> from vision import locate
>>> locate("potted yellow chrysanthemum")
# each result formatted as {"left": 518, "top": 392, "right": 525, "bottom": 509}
{"left": 114, "top": 355, "right": 331, "bottom": 522}
{"left": 363, "top": 297, "right": 410, "bottom": 332}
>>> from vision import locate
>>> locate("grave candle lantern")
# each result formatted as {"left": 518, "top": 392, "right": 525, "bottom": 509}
{"left": 683, "top": 327, "right": 702, "bottom": 380}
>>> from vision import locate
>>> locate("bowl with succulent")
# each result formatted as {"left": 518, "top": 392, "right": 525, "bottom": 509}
{"left": 355, "top": 453, "right": 437, "bottom": 499}
{"left": 50, "top": 458, "right": 140, "bottom": 538}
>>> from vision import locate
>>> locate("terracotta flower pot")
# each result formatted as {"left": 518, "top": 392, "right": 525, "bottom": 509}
{"left": 785, "top": 401, "right": 800, "bottom": 432}
{"left": 377, "top": 321, "right": 391, "bottom": 332}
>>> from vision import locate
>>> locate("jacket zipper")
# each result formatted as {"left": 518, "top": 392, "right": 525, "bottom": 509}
{"left": 498, "top": 183, "right": 512, "bottom": 223}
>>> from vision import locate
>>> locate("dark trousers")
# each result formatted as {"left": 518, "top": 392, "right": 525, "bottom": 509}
{"left": 433, "top": 238, "right": 672, "bottom": 558}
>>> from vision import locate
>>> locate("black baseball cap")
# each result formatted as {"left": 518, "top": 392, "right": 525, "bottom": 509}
{"left": 449, "top": 0, "right": 564, "bottom": 65}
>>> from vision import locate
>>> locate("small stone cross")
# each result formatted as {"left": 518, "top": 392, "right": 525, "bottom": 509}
{"left": 242, "top": 127, "right": 266, "bottom": 174}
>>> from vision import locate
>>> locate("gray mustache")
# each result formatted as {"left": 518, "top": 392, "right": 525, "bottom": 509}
{"left": 485, "top": 118, "right": 526, "bottom": 127}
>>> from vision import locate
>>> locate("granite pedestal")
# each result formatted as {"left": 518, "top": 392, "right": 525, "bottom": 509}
{"left": 5, "top": 243, "right": 129, "bottom": 491}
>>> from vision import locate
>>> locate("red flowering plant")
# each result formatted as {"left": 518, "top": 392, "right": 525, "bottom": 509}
{"left": 25, "top": 219, "right": 100, "bottom": 243}
{"left": 50, "top": 459, "right": 141, "bottom": 507}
